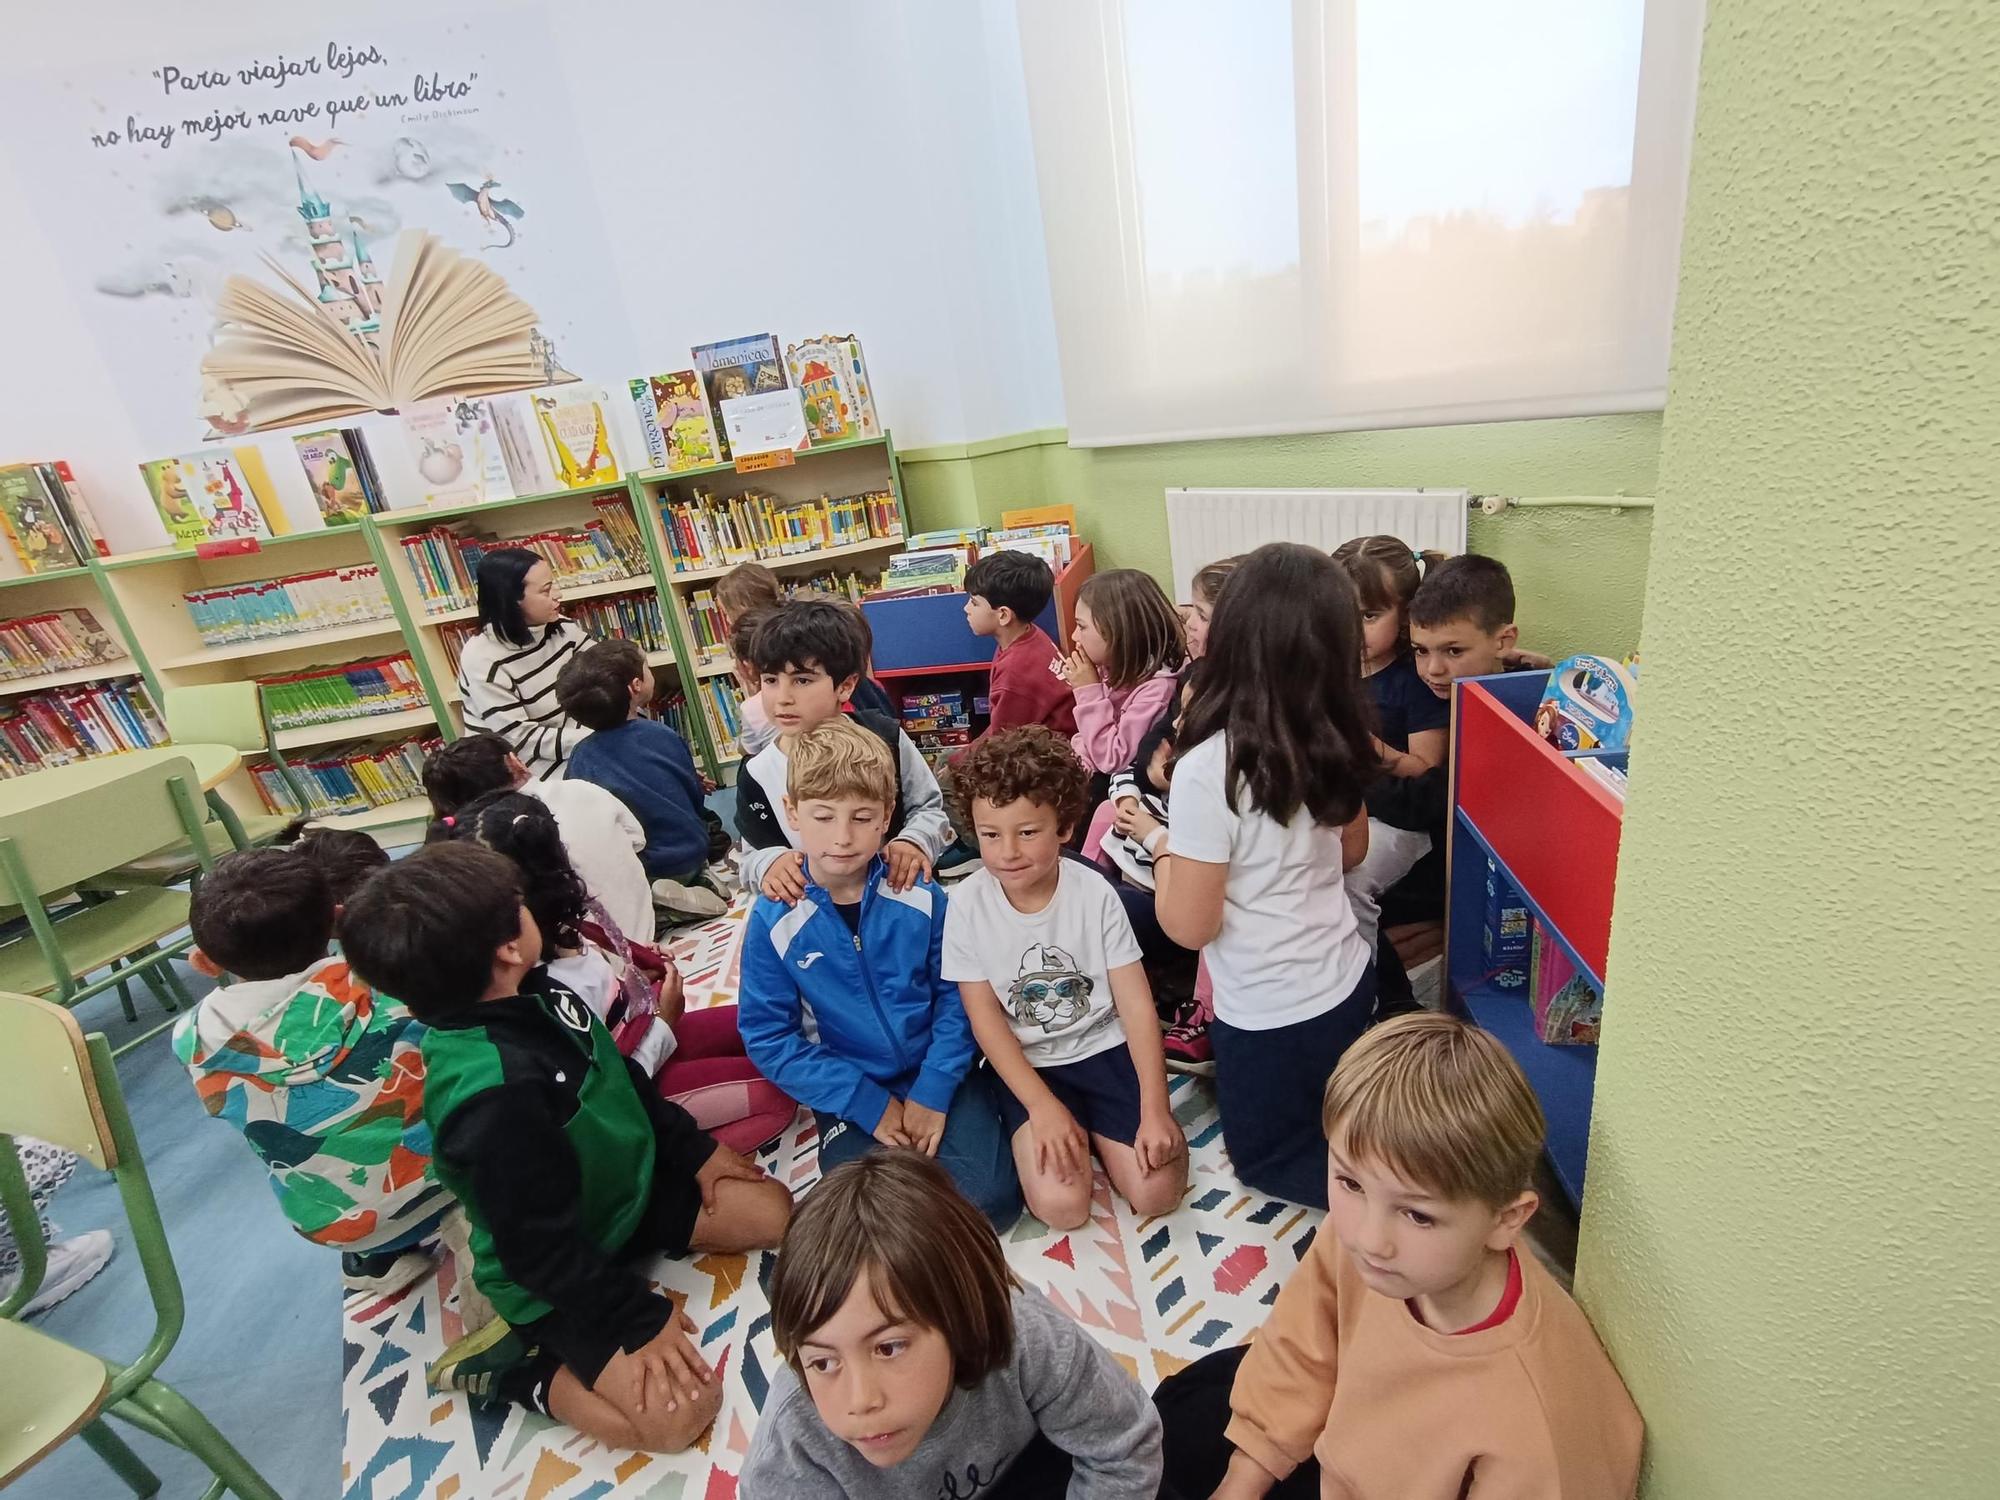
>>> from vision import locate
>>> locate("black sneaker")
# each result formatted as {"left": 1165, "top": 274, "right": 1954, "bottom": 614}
{"left": 341, "top": 1248, "right": 433, "bottom": 1298}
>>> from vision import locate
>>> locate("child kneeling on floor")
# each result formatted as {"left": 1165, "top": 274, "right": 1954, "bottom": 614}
{"left": 739, "top": 717, "right": 1021, "bottom": 1225}
{"left": 742, "top": 1150, "right": 1162, "bottom": 1499}
{"left": 1154, "top": 1013, "right": 1642, "bottom": 1499}
{"left": 175, "top": 839, "right": 454, "bottom": 1296}
{"left": 340, "top": 843, "right": 792, "bottom": 1451}
{"left": 945, "top": 727, "right": 1187, "bottom": 1230}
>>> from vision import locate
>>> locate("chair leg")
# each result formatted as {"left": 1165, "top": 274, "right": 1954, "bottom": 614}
{"left": 80, "top": 1416, "right": 162, "bottom": 1497}
{"left": 132, "top": 952, "right": 188, "bottom": 1016}
{"left": 109, "top": 958, "right": 139, "bottom": 1023}
{"left": 119, "top": 1379, "right": 281, "bottom": 1500}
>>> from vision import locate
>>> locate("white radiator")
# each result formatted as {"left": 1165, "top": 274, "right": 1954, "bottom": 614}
{"left": 1163, "top": 487, "right": 1469, "bottom": 601}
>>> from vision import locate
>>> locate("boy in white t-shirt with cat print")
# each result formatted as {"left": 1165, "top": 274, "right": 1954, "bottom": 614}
{"left": 942, "top": 727, "right": 1188, "bottom": 1233}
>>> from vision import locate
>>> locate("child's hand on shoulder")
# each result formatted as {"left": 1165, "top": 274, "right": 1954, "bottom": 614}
{"left": 900, "top": 1099, "right": 947, "bottom": 1156}
{"left": 760, "top": 850, "right": 807, "bottom": 903}
{"left": 884, "top": 838, "right": 931, "bottom": 892}
{"left": 873, "top": 1094, "right": 911, "bottom": 1148}
{"left": 1057, "top": 647, "right": 1098, "bottom": 690}
{"left": 1030, "top": 1099, "right": 1090, "bottom": 1183}
{"left": 1134, "top": 1102, "right": 1185, "bottom": 1175}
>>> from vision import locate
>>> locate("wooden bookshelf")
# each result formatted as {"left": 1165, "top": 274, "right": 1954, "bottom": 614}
{"left": 0, "top": 564, "right": 153, "bottom": 773}
{"left": 626, "top": 431, "right": 912, "bottom": 777}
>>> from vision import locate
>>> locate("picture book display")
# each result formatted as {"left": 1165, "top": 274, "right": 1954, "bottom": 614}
{"left": 0, "top": 466, "right": 84, "bottom": 574}
{"left": 0, "top": 608, "right": 128, "bottom": 681}
{"left": 631, "top": 371, "right": 723, "bottom": 473}
{"left": 138, "top": 449, "right": 287, "bottom": 551}
{"left": 401, "top": 398, "right": 520, "bottom": 508}
{"left": 785, "top": 334, "right": 880, "bottom": 444}
{"left": 201, "top": 230, "right": 567, "bottom": 433}
{"left": 689, "top": 335, "right": 786, "bottom": 461}
{"left": 534, "top": 386, "right": 621, "bottom": 487}
{"left": 292, "top": 428, "right": 385, "bottom": 525}
{"left": 720, "top": 388, "right": 811, "bottom": 461}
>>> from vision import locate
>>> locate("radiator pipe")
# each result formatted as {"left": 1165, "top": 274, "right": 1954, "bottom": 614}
{"left": 1473, "top": 494, "right": 1656, "bottom": 514}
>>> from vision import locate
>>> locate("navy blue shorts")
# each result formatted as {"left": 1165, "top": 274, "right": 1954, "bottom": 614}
{"left": 995, "top": 1043, "right": 1144, "bottom": 1147}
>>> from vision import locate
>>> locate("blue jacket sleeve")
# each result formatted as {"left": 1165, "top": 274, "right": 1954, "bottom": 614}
{"left": 909, "top": 881, "right": 975, "bottom": 1114}
{"left": 738, "top": 904, "right": 893, "bottom": 1133}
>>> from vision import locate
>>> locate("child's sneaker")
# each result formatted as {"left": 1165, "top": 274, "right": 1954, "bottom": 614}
{"left": 652, "top": 877, "right": 729, "bottom": 920}
{"left": 12, "top": 1230, "right": 114, "bottom": 1318}
{"left": 934, "top": 843, "right": 982, "bottom": 882}
{"left": 341, "top": 1247, "right": 434, "bottom": 1299}
{"left": 426, "top": 1316, "right": 529, "bottom": 1403}
{"left": 1161, "top": 1001, "right": 1215, "bottom": 1076}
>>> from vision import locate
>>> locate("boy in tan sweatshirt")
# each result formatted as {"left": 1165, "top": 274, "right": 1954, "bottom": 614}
{"left": 1154, "top": 1012, "right": 1642, "bottom": 1498}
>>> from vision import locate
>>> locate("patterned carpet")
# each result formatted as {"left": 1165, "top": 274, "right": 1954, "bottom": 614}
{"left": 339, "top": 905, "right": 1322, "bottom": 1500}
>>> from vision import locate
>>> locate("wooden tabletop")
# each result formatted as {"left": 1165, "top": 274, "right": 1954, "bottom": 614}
{"left": 0, "top": 745, "right": 244, "bottom": 819}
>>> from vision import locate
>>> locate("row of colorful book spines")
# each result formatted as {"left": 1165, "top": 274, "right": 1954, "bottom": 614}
{"left": 247, "top": 736, "right": 438, "bottom": 816}
{"left": 659, "top": 491, "right": 896, "bottom": 555}
{"left": 400, "top": 527, "right": 642, "bottom": 605}
{"left": 0, "top": 612, "right": 121, "bottom": 677}
{"left": 185, "top": 569, "right": 390, "bottom": 642}
{"left": 0, "top": 680, "right": 165, "bottom": 772}
{"left": 658, "top": 501, "right": 900, "bottom": 570}
{"left": 435, "top": 594, "right": 672, "bottom": 676}
{"left": 256, "top": 657, "right": 426, "bottom": 725}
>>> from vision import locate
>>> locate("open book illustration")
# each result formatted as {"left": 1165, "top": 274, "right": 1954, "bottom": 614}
{"left": 199, "top": 229, "right": 572, "bottom": 434}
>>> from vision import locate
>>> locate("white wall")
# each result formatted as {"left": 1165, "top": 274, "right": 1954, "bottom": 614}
{"left": 0, "top": 0, "right": 1063, "bottom": 550}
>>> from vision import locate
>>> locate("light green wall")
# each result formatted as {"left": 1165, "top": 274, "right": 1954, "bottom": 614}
{"left": 901, "top": 415, "right": 1659, "bottom": 658}
{"left": 1574, "top": 3, "right": 1999, "bottom": 1497}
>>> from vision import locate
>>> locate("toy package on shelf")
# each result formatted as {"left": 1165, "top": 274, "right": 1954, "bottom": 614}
{"left": 255, "top": 654, "right": 426, "bottom": 730}
{"left": 0, "top": 608, "right": 127, "bottom": 681}
{"left": 1535, "top": 654, "right": 1638, "bottom": 753}
{"left": 138, "top": 449, "right": 286, "bottom": 551}
{"left": 690, "top": 335, "right": 786, "bottom": 462}
{"left": 1529, "top": 920, "right": 1604, "bottom": 1045}
{"left": 1575, "top": 755, "right": 1629, "bottom": 801}
{"left": 900, "top": 690, "right": 970, "bottom": 734}
{"left": 0, "top": 677, "right": 166, "bottom": 776}
{"left": 185, "top": 565, "right": 393, "bottom": 647}
{"left": 631, "top": 370, "right": 723, "bottom": 473}
{"left": 656, "top": 487, "right": 900, "bottom": 572}
{"left": 1481, "top": 853, "right": 1531, "bottom": 987}
{"left": 397, "top": 497, "right": 647, "bottom": 615}
{"left": 785, "top": 334, "right": 880, "bottom": 445}
{"left": 249, "top": 734, "right": 439, "bottom": 818}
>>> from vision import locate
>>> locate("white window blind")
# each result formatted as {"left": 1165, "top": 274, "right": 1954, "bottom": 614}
{"left": 1014, "top": 0, "right": 1705, "bottom": 447}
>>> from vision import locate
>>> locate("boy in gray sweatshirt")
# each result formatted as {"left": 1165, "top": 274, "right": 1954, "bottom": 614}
{"left": 741, "top": 1151, "right": 1161, "bottom": 1499}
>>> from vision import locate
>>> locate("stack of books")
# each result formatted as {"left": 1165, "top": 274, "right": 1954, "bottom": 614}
{"left": 399, "top": 498, "right": 648, "bottom": 616}
{"left": 248, "top": 735, "right": 439, "bottom": 818}
{"left": 255, "top": 654, "right": 428, "bottom": 731}
{"left": 0, "top": 608, "right": 128, "bottom": 682}
{"left": 185, "top": 566, "right": 393, "bottom": 647}
{"left": 0, "top": 678, "right": 165, "bottom": 776}
{"left": 657, "top": 487, "right": 901, "bottom": 572}
{"left": 877, "top": 545, "right": 972, "bottom": 598}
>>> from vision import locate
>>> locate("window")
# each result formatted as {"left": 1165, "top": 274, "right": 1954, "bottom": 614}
{"left": 1015, "top": 0, "right": 1704, "bottom": 445}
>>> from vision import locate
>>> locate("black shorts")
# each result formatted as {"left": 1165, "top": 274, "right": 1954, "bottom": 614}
{"left": 514, "top": 1137, "right": 705, "bottom": 1385}
{"left": 995, "top": 1043, "right": 1143, "bottom": 1147}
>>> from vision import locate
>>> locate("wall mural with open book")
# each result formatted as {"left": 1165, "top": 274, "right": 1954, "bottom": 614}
{"left": 6, "top": 5, "right": 628, "bottom": 453}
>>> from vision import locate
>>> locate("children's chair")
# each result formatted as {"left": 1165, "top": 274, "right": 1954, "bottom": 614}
{"left": 83, "top": 684, "right": 295, "bottom": 891}
{"left": 0, "top": 755, "right": 212, "bottom": 1041}
{"left": 0, "top": 991, "right": 281, "bottom": 1499}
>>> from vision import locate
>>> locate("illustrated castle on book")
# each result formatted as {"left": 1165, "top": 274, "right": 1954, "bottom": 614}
{"left": 293, "top": 150, "right": 383, "bottom": 342}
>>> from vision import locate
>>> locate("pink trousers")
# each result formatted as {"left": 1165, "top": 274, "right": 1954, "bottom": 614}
{"left": 656, "top": 1004, "right": 798, "bottom": 1155}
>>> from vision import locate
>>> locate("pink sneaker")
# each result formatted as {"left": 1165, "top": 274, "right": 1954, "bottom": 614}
{"left": 1162, "top": 1002, "right": 1215, "bottom": 1076}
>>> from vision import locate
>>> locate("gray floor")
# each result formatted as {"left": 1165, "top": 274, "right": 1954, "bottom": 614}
{"left": 11, "top": 965, "right": 345, "bottom": 1499}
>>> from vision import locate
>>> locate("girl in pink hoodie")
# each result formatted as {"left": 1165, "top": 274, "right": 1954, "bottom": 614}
{"left": 1057, "top": 568, "right": 1186, "bottom": 775}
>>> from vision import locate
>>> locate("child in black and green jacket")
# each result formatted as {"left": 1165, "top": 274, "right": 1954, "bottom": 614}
{"left": 340, "top": 842, "right": 791, "bottom": 1452}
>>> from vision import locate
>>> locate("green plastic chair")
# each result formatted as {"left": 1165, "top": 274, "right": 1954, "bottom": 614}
{"left": 0, "top": 755, "right": 212, "bottom": 1040}
{"left": 84, "top": 684, "right": 295, "bottom": 890}
{"left": 0, "top": 991, "right": 281, "bottom": 1499}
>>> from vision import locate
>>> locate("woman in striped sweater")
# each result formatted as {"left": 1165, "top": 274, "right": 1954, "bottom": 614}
{"left": 456, "top": 547, "right": 593, "bottom": 781}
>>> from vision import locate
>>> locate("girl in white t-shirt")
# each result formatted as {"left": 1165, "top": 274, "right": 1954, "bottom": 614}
{"left": 1154, "top": 543, "right": 1377, "bottom": 1209}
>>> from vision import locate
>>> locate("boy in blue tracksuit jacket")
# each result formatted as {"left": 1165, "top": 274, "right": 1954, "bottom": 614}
{"left": 737, "top": 719, "right": 1021, "bottom": 1225}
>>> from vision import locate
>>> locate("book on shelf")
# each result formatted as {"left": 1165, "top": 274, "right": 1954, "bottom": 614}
{"left": 254, "top": 653, "right": 427, "bottom": 730}
{"left": 292, "top": 428, "right": 384, "bottom": 524}
{"left": 185, "top": 565, "right": 393, "bottom": 648}
{"left": 0, "top": 676, "right": 165, "bottom": 777}
{"left": 689, "top": 335, "right": 786, "bottom": 462}
{"left": 0, "top": 462, "right": 112, "bottom": 574}
{"left": 0, "top": 608, "right": 128, "bottom": 681}
{"left": 200, "top": 230, "right": 565, "bottom": 433}
{"left": 249, "top": 734, "right": 438, "bottom": 818}
{"left": 720, "top": 388, "right": 810, "bottom": 460}
{"left": 687, "top": 588, "right": 731, "bottom": 657}
{"left": 785, "top": 334, "right": 880, "bottom": 445}
{"left": 884, "top": 545, "right": 971, "bottom": 592}
{"left": 657, "top": 486, "right": 901, "bottom": 572}
{"left": 631, "top": 370, "right": 722, "bottom": 473}
{"left": 138, "top": 448, "right": 288, "bottom": 551}
{"left": 492, "top": 392, "right": 560, "bottom": 495}
{"left": 698, "top": 676, "right": 746, "bottom": 754}
{"left": 656, "top": 690, "right": 702, "bottom": 749}
{"left": 534, "top": 386, "right": 621, "bottom": 487}
{"left": 397, "top": 497, "right": 647, "bottom": 616}
{"left": 402, "top": 397, "right": 518, "bottom": 508}
{"left": 438, "top": 586, "right": 671, "bottom": 677}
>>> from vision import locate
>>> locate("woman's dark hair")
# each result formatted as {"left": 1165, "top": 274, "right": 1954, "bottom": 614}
{"left": 427, "top": 789, "right": 587, "bottom": 960}
{"left": 476, "top": 546, "right": 546, "bottom": 648}
{"left": 274, "top": 819, "right": 390, "bottom": 905}
{"left": 1176, "top": 543, "right": 1373, "bottom": 827}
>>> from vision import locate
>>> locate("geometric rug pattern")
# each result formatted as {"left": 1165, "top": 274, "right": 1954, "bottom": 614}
{"left": 340, "top": 904, "right": 1322, "bottom": 1499}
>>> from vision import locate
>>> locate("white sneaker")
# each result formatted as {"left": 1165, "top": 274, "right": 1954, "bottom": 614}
{"left": 651, "top": 877, "right": 728, "bottom": 919}
{"left": 433, "top": 1208, "right": 496, "bottom": 1334}
{"left": 18, "top": 1230, "right": 114, "bottom": 1317}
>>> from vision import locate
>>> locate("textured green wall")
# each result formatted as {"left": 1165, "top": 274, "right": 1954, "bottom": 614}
{"left": 901, "top": 416, "right": 1659, "bottom": 658}
{"left": 1574, "top": 3, "right": 2000, "bottom": 1496}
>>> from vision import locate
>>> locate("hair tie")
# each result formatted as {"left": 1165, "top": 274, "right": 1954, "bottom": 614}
{"left": 441, "top": 815, "right": 456, "bottom": 828}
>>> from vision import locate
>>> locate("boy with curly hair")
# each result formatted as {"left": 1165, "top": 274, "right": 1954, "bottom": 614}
{"left": 942, "top": 727, "right": 1187, "bottom": 1231}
